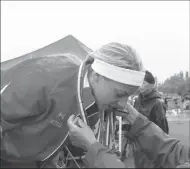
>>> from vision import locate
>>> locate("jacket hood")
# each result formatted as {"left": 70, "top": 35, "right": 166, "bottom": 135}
{"left": 139, "top": 89, "right": 162, "bottom": 101}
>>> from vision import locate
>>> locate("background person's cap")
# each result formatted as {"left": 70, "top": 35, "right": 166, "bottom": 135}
{"left": 144, "top": 70, "right": 155, "bottom": 84}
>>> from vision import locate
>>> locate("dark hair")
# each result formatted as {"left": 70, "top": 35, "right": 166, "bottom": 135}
{"left": 144, "top": 70, "right": 155, "bottom": 84}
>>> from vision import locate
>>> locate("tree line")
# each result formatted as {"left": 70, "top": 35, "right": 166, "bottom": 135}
{"left": 158, "top": 71, "right": 190, "bottom": 99}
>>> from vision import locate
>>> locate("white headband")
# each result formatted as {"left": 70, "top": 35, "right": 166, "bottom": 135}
{"left": 91, "top": 59, "right": 145, "bottom": 86}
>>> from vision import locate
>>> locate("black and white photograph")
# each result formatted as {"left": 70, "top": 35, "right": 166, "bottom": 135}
{"left": 1, "top": 1, "right": 189, "bottom": 168}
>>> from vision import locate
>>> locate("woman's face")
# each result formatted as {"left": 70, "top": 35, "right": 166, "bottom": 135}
{"left": 139, "top": 81, "right": 155, "bottom": 95}
{"left": 89, "top": 73, "right": 139, "bottom": 109}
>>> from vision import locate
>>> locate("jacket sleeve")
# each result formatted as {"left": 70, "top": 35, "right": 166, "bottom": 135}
{"left": 85, "top": 142, "right": 126, "bottom": 168}
{"left": 150, "top": 100, "right": 169, "bottom": 134}
{"left": 126, "top": 114, "right": 189, "bottom": 168}
{"left": 85, "top": 113, "right": 189, "bottom": 168}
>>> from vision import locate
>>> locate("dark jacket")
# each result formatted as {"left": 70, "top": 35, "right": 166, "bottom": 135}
{"left": 134, "top": 89, "right": 169, "bottom": 134}
{"left": 84, "top": 114, "right": 189, "bottom": 168}
{"left": 1, "top": 55, "right": 97, "bottom": 163}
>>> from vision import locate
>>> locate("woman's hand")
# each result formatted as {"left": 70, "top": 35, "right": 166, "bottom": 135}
{"left": 67, "top": 115, "right": 97, "bottom": 151}
{"left": 114, "top": 101, "right": 140, "bottom": 125}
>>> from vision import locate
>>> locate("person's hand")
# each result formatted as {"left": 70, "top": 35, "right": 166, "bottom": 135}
{"left": 67, "top": 115, "right": 97, "bottom": 151}
{"left": 114, "top": 101, "right": 140, "bottom": 125}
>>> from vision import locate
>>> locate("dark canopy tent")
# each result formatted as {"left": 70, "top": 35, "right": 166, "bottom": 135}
{"left": 1, "top": 35, "right": 92, "bottom": 71}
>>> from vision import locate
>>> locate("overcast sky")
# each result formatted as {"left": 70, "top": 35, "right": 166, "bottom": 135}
{"left": 1, "top": 1, "right": 189, "bottom": 82}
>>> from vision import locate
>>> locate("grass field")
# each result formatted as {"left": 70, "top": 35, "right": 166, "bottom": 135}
{"left": 168, "top": 120, "right": 189, "bottom": 147}
{"left": 168, "top": 119, "right": 190, "bottom": 168}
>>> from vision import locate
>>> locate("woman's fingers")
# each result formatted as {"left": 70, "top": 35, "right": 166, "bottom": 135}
{"left": 125, "top": 102, "right": 139, "bottom": 116}
{"left": 77, "top": 119, "right": 87, "bottom": 128}
{"left": 73, "top": 116, "right": 80, "bottom": 124}
{"left": 67, "top": 115, "right": 80, "bottom": 131}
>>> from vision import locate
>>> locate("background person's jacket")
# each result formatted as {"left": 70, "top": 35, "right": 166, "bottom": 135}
{"left": 134, "top": 89, "right": 169, "bottom": 134}
{"left": 84, "top": 114, "right": 189, "bottom": 168}
{"left": 0, "top": 55, "right": 96, "bottom": 163}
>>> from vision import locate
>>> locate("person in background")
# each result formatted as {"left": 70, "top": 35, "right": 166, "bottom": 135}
{"left": 67, "top": 102, "right": 190, "bottom": 168}
{"left": 133, "top": 70, "right": 169, "bottom": 168}
{"left": 174, "top": 97, "right": 180, "bottom": 114}
{"left": 134, "top": 71, "right": 169, "bottom": 133}
{"left": 164, "top": 97, "right": 168, "bottom": 109}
